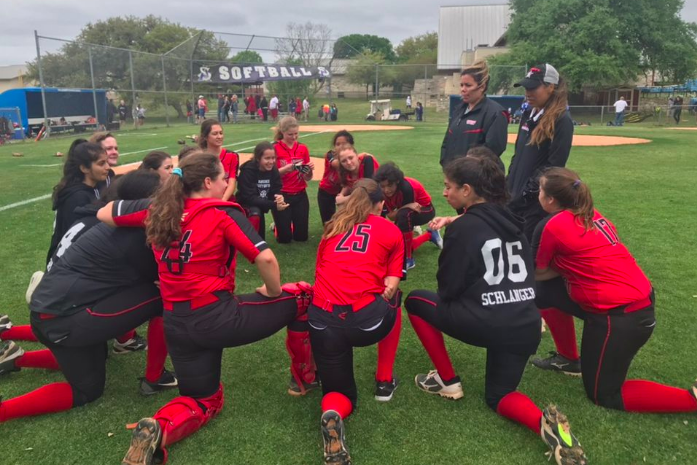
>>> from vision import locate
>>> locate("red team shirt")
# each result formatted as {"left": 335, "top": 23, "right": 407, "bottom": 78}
{"left": 535, "top": 209, "right": 652, "bottom": 312}
{"left": 275, "top": 141, "right": 310, "bottom": 195}
{"left": 318, "top": 151, "right": 342, "bottom": 195}
{"left": 112, "top": 198, "right": 266, "bottom": 308}
{"left": 314, "top": 214, "right": 404, "bottom": 306}
{"left": 342, "top": 155, "right": 379, "bottom": 189}
{"left": 383, "top": 177, "right": 432, "bottom": 212}
{"left": 219, "top": 148, "right": 239, "bottom": 183}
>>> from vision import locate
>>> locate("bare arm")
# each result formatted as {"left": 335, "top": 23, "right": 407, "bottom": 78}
{"left": 382, "top": 276, "right": 401, "bottom": 300}
{"left": 97, "top": 202, "right": 117, "bottom": 226}
{"left": 254, "top": 249, "right": 282, "bottom": 297}
{"left": 222, "top": 179, "right": 237, "bottom": 202}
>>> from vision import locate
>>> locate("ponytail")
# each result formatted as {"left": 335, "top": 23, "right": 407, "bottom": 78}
{"left": 145, "top": 152, "right": 222, "bottom": 248}
{"left": 540, "top": 167, "right": 594, "bottom": 230}
{"left": 530, "top": 78, "right": 568, "bottom": 146}
{"left": 274, "top": 115, "right": 299, "bottom": 141}
{"left": 323, "top": 178, "right": 383, "bottom": 239}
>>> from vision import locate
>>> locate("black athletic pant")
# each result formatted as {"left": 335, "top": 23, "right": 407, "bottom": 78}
{"left": 31, "top": 283, "right": 163, "bottom": 407}
{"left": 405, "top": 290, "right": 537, "bottom": 410}
{"left": 317, "top": 188, "right": 337, "bottom": 224}
{"left": 509, "top": 198, "right": 546, "bottom": 242}
{"left": 164, "top": 290, "right": 299, "bottom": 399}
{"left": 309, "top": 296, "right": 397, "bottom": 407}
{"left": 395, "top": 203, "right": 435, "bottom": 232}
{"left": 674, "top": 108, "right": 682, "bottom": 123}
{"left": 537, "top": 278, "right": 656, "bottom": 410}
{"left": 272, "top": 190, "right": 309, "bottom": 243}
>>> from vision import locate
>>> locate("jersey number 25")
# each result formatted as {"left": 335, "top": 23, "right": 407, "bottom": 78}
{"left": 335, "top": 224, "right": 370, "bottom": 253}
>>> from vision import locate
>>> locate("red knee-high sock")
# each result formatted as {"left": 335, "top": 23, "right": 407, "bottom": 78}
{"left": 248, "top": 215, "right": 261, "bottom": 233}
{"left": 496, "top": 391, "right": 543, "bottom": 434}
{"left": 407, "top": 313, "right": 456, "bottom": 381}
{"left": 412, "top": 232, "right": 431, "bottom": 251}
{"left": 539, "top": 308, "right": 579, "bottom": 361}
{"left": 145, "top": 317, "right": 167, "bottom": 383}
{"left": 322, "top": 392, "right": 353, "bottom": 419}
{"left": 15, "top": 349, "right": 60, "bottom": 370}
{"left": 0, "top": 325, "right": 38, "bottom": 341}
{"left": 116, "top": 329, "right": 136, "bottom": 344}
{"left": 403, "top": 232, "right": 413, "bottom": 259}
{"left": 0, "top": 382, "right": 73, "bottom": 422}
{"left": 376, "top": 308, "right": 401, "bottom": 382}
{"left": 621, "top": 380, "right": 697, "bottom": 413}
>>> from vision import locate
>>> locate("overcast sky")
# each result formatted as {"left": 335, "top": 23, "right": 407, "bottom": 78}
{"left": 2, "top": 0, "right": 697, "bottom": 67}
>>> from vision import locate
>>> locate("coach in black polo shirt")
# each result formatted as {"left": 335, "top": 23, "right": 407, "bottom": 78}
{"left": 440, "top": 60, "right": 508, "bottom": 168}
{"left": 507, "top": 63, "right": 573, "bottom": 240}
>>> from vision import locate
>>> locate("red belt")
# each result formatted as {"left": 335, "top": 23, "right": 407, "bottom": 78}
{"left": 312, "top": 294, "right": 376, "bottom": 313}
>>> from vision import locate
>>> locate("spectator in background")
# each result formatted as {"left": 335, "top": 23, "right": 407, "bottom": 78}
{"left": 136, "top": 105, "right": 146, "bottom": 127}
{"left": 217, "top": 94, "right": 225, "bottom": 122}
{"left": 302, "top": 97, "right": 310, "bottom": 121}
{"left": 248, "top": 95, "right": 257, "bottom": 120}
{"left": 295, "top": 97, "right": 303, "bottom": 119}
{"left": 261, "top": 96, "right": 270, "bottom": 122}
{"left": 673, "top": 95, "right": 683, "bottom": 124}
{"left": 406, "top": 95, "right": 412, "bottom": 109}
{"left": 231, "top": 95, "right": 239, "bottom": 124}
{"left": 668, "top": 97, "right": 675, "bottom": 119}
{"left": 323, "top": 103, "right": 330, "bottom": 121}
{"left": 186, "top": 100, "right": 193, "bottom": 124}
{"left": 613, "top": 96, "right": 628, "bottom": 126}
{"left": 289, "top": 98, "right": 297, "bottom": 117}
{"left": 269, "top": 94, "right": 279, "bottom": 121}
{"left": 118, "top": 100, "right": 128, "bottom": 126}
{"left": 107, "top": 99, "right": 117, "bottom": 124}
{"left": 330, "top": 103, "right": 338, "bottom": 121}
{"left": 415, "top": 102, "right": 424, "bottom": 121}
{"left": 222, "top": 96, "right": 231, "bottom": 123}
{"left": 197, "top": 95, "right": 207, "bottom": 123}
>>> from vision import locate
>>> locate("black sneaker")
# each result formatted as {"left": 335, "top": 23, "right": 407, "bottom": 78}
{"left": 139, "top": 369, "right": 178, "bottom": 396}
{"left": 374, "top": 377, "right": 399, "bottom": 402}
{"left": 321, "top": 410, "right": 351, "bottom": 465}
{"left": 288, "top": 375, "right": 320, "bottom": 396}
{"left": 113, "top": 333, "right": 148, "bottom": 354}
{"left": 531, "top": 352, "right": 582, "bottom": 377}
{"left": 122, "top": 418, "right": 163, "bottom": 465}
{"left": 0, "top": 341, "right": 24, "bottom": 376}
{"left": 540, "top": 405, "right": 588, "bottom": 465}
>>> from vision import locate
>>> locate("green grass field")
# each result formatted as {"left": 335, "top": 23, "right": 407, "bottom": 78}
{"left": 1, "top": 117, "right": 696, "bottom": 464}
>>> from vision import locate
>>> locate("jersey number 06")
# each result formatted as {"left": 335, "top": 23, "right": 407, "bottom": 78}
{"left": 481, "top": 239, "right": 528, "bottom": 285}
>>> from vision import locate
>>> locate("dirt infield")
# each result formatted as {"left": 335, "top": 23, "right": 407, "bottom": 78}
{"left": 666, "top": 127, "right": 697, "bottom": 130}
{"left": 114, "top": 152, "right": 328, "bottom": 180}
{"left": 298, "top": 124, "right": 414, "bottom": 132}
{"left": 506, "top": 134, "right": 651, "bottom": 146}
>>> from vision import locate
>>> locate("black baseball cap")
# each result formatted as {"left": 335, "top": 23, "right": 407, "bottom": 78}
{"left": 514, "top": 64, "right": 560, "bottom": 90}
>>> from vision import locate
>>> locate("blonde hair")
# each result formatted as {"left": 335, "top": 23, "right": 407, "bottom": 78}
{"left": 323, "top": 178, "right": 382, "bottom": 239}
{"left": 461, "top": 60, "right": 490, "bottom": 92}
{"left": 274, "top": 116, "right": 299, "bottom": 141}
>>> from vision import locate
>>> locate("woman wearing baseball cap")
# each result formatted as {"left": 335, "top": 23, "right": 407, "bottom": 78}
{"left": 507, "top": 64, "right": 573, "bottom": 240}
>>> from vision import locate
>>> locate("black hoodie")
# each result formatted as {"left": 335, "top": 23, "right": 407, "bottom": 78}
{"left": 236, "top": 160, "right": 283, "bottom": 213}
{"left": 436, "top": 202, "right": 540, "bottom": 353}
{"left": 46, "top": 203, "right": 102, "bottom": 272}
{"left": 46, "top": 183, "right": 100, "bottom": 264}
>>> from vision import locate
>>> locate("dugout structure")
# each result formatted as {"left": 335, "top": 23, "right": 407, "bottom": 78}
{"left": 0, "top": 87, "right": 106, "bottom": 136}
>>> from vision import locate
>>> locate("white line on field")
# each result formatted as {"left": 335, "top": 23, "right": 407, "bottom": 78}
{"left": 21, "top": 146, "right": 169, "bottom": 168}
{"left": 0, "top": 194, "right": 52, "bottom": 213}
{"left": 232, "top": 130, "right": 332, "bottom": 153}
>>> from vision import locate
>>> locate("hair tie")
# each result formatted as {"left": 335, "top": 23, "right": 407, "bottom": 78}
{"left": 172, "top": 167, "right": 183, "bottom": 178}
{"left": 572, "top": 179, "right": 581, "bottom": 189}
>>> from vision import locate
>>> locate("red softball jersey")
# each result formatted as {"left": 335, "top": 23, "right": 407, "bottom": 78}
{"left": 535, "top": 209, "right": 652, "bottom": 312}
{"left": 314, "top": 214, "right": 405, "bottom": 306}
{"left": 219, "top": 148, "right": 239, "bottom": 182}
{"left": 383, "top": 177, "right": 432, "bottom": 213}
{"left": 318, "top": 151, "right": 341, "bottom": 195}
{"left": 111, "top": 198, "right": 267, "bottom": 307}
{"left": 275, "top": 140, "right": 310, "bottom": 194}
{"left": 343, "top": 154, "right": 379, "bottom": 189}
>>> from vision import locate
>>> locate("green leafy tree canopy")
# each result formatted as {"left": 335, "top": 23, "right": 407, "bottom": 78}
{"left": 334, "top": 34, "right": 395, "bottom": 61}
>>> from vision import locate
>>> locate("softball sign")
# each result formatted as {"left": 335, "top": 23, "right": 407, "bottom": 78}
{"left": 197, "top": 65, "right": 331, "bottom": 84}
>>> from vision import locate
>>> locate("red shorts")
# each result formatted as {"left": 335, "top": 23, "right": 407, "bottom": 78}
{"left": 271, "top": 109, "right": 279, "bottom": 118}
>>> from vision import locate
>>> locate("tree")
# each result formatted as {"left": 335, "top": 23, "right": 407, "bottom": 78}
{"left": 345, "top": 50, "right": 395, "bottom": 98}
{"left": 266, "top": 59, "right": 312, "bottom": 107}
{"left": 395, "top": 32, "right": 437, "bottom": 63}
{"left": 26, "top": 16, "right": 229, "bottom": 119}
{"left": 334, "top": 34, "right": 396, "bottom": 61}
{"left": 275, "top": 22, "right": 333, "bottom": 95}
{"left": 230, "top": 50, "right": 264, "bottom": 64}
{"left": 497, "top": 0, "right": 697, "bottom": 90}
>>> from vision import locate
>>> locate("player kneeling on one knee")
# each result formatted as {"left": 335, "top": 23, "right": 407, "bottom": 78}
{"left": 404, "top": 157, "right": 586, "bottom": 465}
{"left": 311, "top": 178, "right": 405, "bottom": 465}
{"left": 532, "top": 167, "right": 697, "bottom": 415}
{"left": 97, "top": 152, "right": 314, "bottom": 465}
{"left": 0, "top": 170, "right": 175, "bottom": 424}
